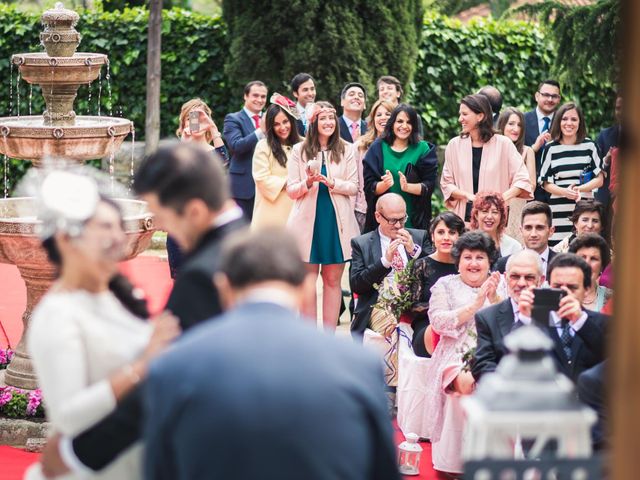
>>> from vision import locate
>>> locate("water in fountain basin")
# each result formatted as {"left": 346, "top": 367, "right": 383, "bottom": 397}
{"left": 16, "top": 73, "right": 21, "bottom": 117}
{"left": 8, "top": 62, "right": 13, "bottom": 116}
{"left": 97, "top": 69, "right": 102, "bottom": 116}
{"left": 129, "top": 126, "right": 135, "bottom": 192}
{"left": 106, "top": 63, "right": 112, "bottom": 116}
{"left": 3, "top": 154, "right": 7, "bottom": 198}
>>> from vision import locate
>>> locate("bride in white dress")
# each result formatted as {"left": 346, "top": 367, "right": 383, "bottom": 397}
{"left": 25, "top": 172, "right": 179, "bottom": 480}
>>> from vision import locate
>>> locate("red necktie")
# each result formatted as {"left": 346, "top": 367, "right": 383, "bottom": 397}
{"left": 252, "top": 114, "right": 260, "bottom": 129}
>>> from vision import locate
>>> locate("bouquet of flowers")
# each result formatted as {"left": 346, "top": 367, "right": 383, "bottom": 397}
{"left": 373, "top": 259, "right": 420, "bottom": 322}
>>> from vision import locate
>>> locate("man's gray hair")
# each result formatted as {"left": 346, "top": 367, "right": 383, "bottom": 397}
{"left": 505, "top": 249, "right": 544, "bottom": 276}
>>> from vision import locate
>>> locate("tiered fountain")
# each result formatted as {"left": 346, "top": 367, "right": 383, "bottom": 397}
{"left": 0, "top": 3, "right": 153, "bottom": 390}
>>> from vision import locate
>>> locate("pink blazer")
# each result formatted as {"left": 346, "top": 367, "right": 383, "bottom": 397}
{"left": 286, "top": 142, "right": 360, "bottom": 262}
{"left": 441, "top": 134, "right": 533, "bottom": 219}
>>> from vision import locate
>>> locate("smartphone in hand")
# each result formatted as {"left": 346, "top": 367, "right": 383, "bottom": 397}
{"left": 189, "top": 110, "right": 200, "bottom": 133}
{"left": 531, "top": 288, "right": 566, "bottom": 327}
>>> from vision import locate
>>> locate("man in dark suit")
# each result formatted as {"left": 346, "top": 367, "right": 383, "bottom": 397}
{"left": 595, "top": 95, "right": 622, "bottom": 211}
{"left": 350, "top": 193, "right": 430, "bottom": 337}
{"left": 135, "top": 143, "right": 246, "bottom": 331}
{"left": 339, "top": 82, "right": 368, "bottom": 143}
{"left": 524, "top": 79, "right": 562, "bottom": 202}
{"left": 494, "top": 201, "right": 556, "bottom": 278}
{"left": 291, "top": 72, "right": 316, "bottom": 135}
{"left": 473, "top": 251, "right": 607, "bottom": 383}
{"left": 40, "top": 230, "right": 401, "bottom": 480}
{"left": 223, "top": 80, "right": 268, "bottom": 221}
{"left": 35, "top": 143, "right": 248, "bottom": 477}
{"left": 478, "top": 85, "right": 502, "bottom": 125}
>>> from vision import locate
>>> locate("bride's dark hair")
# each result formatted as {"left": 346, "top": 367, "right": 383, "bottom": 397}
{"left": 41, "top": 196, "right": 149, "bottom": 319}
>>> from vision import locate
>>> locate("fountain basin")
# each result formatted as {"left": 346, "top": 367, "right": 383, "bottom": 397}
{"left": 0, "top": 116, "right": 132, "bottom": 163}
{"left": 13, "top": 53, "right": 108, "bottom": 85}
{"left": 0, "top": 197, "right": 154, "bottom": 266}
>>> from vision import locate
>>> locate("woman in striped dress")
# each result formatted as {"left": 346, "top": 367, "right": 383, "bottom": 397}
{"left": 539, "top": 102, "right": 604, "bottom": 245}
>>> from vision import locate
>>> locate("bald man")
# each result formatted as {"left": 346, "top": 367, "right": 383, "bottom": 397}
{"left": 349, "top": 193, "right": 430, "bottom": 337}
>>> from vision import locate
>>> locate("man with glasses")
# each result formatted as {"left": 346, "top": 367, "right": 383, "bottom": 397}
{"left": 473, "top": 251, "right": 606, "bottom": 383}
{"left": 524, "top": 79, "right": 562, "bottom": 202}
{"left": 349, "top": 193, "right": 429, "bottom": 337}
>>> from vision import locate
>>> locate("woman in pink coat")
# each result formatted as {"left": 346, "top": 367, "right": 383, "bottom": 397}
{"left": 441, "top": 94, "right": 532, "bottom": 223}
{"left": 287, "top": 101, "right": 359, "bottom": 331}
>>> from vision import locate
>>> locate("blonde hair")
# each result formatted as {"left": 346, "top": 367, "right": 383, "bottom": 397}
{"left": 358, "top": 99, "right": 396, "bottom": 152}
{"left": 176, "top": 98, "right": 213, "bottom": 143}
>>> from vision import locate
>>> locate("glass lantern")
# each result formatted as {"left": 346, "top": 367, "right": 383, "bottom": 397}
{"left": 398, "top": 432, "right": 422, "bottom": 475}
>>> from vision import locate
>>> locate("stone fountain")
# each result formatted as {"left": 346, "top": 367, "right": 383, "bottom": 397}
{"left": 0, "top": 3, "right": 153, "bottom": 390}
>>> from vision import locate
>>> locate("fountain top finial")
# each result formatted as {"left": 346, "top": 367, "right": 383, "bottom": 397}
{"left": 41, "top": 2, "right": 79, "bottom": 29}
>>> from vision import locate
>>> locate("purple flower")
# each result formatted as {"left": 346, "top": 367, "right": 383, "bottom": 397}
{"left": 0, "top": 351, "right": 5, "bottom": 364}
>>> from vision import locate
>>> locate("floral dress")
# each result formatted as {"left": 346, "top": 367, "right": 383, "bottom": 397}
{"left": 425, "top": 274, "right": 507, "bottom": 473}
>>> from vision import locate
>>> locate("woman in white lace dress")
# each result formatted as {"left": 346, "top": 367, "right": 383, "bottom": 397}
{"left": 25, "top": 173, "right": 179, "bottom": 480}
{"left": 425, "top": 231, "right": 506, "bottom": 475}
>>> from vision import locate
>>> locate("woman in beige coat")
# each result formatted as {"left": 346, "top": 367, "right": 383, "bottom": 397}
{"left": 287, "top": 101, "right": 359, "bottom": 331}
{"left": 441, "top": 94, "right": 532, "bottom": 223}
{"left": 251, "top": 96, "right": 301, "bottom": 229}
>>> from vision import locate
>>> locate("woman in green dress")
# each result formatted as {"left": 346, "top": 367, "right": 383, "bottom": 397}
{"left": 363, "top": 104, "right": 438, "bottom": 232}
{"left": 286, "top": 101, "right": 360, "bottom": 331}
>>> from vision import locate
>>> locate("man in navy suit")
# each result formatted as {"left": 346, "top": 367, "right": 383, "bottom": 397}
{"left": 339, "top": 82, "right": 368, "bottom": 143}
{"left": 290, "top": 72, "right": 316, "bottom": 135}
{"left": 524, "top": 79, "right": 562, "bottom": 202}
{"left": 494, "top": 201, "right": 556, "bottom": 278}
{"left": 595, "top": 95, "right": 622, "bottom": 211}
{"left": 223, "top": 80, "right": 268, "bottom": 221}
{"left": 142, "top": 229, "right": 400, "bottom": 480}
{"left": 474, "top": 251, "right": 607, "bottom": 383}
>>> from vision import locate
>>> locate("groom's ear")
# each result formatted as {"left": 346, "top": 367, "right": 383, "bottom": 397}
{"left": 213, "top": 272, "right": 235, "bottom": 312}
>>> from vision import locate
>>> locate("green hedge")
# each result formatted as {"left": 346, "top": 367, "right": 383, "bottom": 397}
{"left": 410, "top": 13, "right": 616, "bottom": 146}
{"left": 0, "top": 6, "right": 615, "bottom": 193}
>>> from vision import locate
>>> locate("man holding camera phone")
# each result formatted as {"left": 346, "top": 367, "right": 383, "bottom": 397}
{"left": 473, "top": 251, "right": 607, "bottom": 382}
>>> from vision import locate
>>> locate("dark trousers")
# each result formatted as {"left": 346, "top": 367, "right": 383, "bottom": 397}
{"left": 234, "top": 197, "right": 255, "bottom": 222}
{"left": 578, "top": 362, "right": 606, "bottom": 450}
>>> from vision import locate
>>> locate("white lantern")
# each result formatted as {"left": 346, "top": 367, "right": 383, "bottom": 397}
{"left": 398, "top": 432, "right": 422, "bottom": 475}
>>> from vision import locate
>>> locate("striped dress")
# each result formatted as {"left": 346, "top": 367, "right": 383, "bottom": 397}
{"left": 538, "top": 139, "right": 602, "bottom": 245}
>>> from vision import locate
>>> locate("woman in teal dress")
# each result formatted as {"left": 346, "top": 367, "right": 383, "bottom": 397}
{"left": 363, "top": 104, "right": 438, "bottom": 232}
{"left": 286, "top": 101, "right": 359, "bottom": 331}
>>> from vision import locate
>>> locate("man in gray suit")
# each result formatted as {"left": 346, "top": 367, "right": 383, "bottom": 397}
{"left": 143, "top": 229, "right": 400, "bottom": 480}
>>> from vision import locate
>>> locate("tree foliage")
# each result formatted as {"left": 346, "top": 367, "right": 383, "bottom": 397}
{"left": 222, "top": 0, "right": 423, "bottom": 106}
{"left": 513, "top": 0, "right": 620, "bottom": 85}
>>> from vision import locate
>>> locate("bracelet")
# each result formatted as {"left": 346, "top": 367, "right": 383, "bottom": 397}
{"left": 121, "top": 364, "right": 141, "bottom": 385}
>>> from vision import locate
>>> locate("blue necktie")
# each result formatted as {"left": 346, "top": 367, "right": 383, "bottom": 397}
{"left": 542, "top": 117, "right": 551, "bottom": 133}
{"left": 560, "top": 323, "right": 573, "bottom": 360}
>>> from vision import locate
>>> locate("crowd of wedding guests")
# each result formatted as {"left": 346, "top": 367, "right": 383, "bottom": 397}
{"left": 24, "top": 73, "right": 618, "bottom": 479}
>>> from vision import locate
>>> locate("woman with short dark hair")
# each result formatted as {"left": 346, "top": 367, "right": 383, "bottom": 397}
{"left": 363, "top": 104, "right": 438, "bottom": 232}
{"left": 539, "top": 102, "right": 604, "bottom": 245}
{"left": 441, "top": 94, "right": 532, "bottom": 223}
{"left": 569, "top": 233, "right": 612, "bottom": 312}
{"left": 410, "top": 211, "right": 466, "bottom": 357}
{"left": 424, "top": 231, "right": 504, "bottom": 475}
{"left": 553, "top": 199, "right": 607, "bottom": 253}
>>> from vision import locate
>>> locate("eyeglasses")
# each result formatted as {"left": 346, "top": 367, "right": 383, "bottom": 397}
{"left": 538, "top": 92, "right": 561, "bottom": 101}
{"left": 378, "top": 212, "right": 408, "bottom": 226}
{"left": 508, "top": 274, "right": 539, "bottom": 282}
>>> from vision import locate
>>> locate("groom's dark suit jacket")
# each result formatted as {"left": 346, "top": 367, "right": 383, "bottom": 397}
{"left": 70, "top": 217, "right": 247, "bottom": 471}
{"left": 349, "top": 228, "right": 430, "bottom": 336}
{"left": 472, "top": 298, "right": 607, "bottom": 383}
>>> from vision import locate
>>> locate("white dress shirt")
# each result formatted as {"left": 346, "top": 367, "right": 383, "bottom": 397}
{"left": 536, "top": 107, "right": 554, "bottom": 134}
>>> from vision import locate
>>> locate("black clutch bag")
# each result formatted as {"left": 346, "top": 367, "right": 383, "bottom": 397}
{"left": 404, "top": 163, "right": 421, "bottom": 184}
